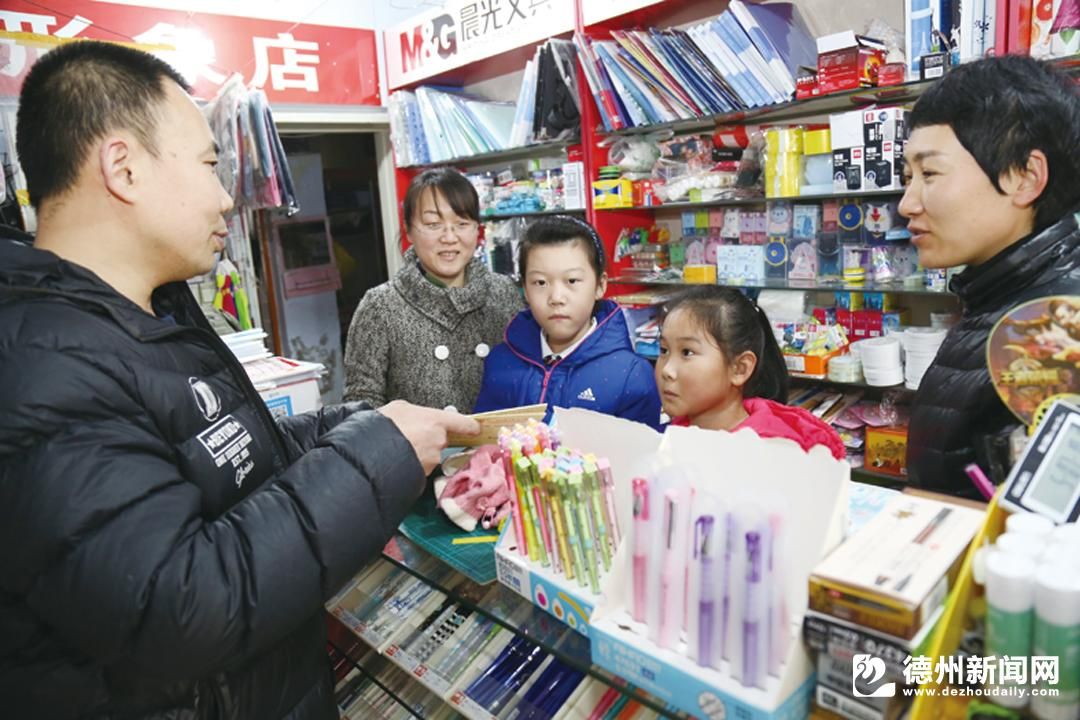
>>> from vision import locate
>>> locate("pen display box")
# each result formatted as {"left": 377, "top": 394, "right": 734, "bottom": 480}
{"left": 552, "top": 410, "right": 850, "bottom": 720}
{"left": 495, "top": 415, "right": 663, "bottom": 638}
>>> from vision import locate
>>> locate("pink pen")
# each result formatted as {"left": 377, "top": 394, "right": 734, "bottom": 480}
{"left": 964, "top": 463, "right": 995, "bottom": 500}
{"left": 631, "top": 478, "right": 649, "bottom": 623}
{"left": 657, "top": 490, "right": 680, "bottom": 649}
{"left": 597, "top": 458, "right": 621, "bottom": 547}
{"left": 499, "top": 433, "right": 526, "bottom": 556}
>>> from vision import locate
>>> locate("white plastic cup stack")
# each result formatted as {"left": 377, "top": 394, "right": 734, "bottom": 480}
{"left": 827, "top": 353, "right": 864, "bottom": 384}
{"left": 852, "top": 336, "right": 904, "bottom": 386}
{"left": 903, "top": 327, "right": 948, "bottom": 390}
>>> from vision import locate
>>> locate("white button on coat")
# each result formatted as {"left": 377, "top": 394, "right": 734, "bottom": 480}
{"left": 434, "top": 345, "right": 450, "bottom": 361}
{"left": 444, "top": 405, "right": 458, "bottom": 413}
{"left": 475, "top": 343, "right": 490, "bottom": 358}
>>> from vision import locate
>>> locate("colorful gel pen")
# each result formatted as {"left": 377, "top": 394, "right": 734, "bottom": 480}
{"left": 657, "top": 490, "right": 680, "bottom": 649}
{"left": 631, "top": 478, "right": 649, "bottom": 623}
{"left": 527, "top": 460, "right": 554, "bottom": 568}
{"left": 515, "top": 457, "right": 548, "bottom": 566}
{"left": 695, "top": 515, "right": 716, "bottom": 667}
{"left": 570, "top": 472, "right": 601, "bottom": 595}
{"left": 583, "top": 461, "right": 611, "bottom": 572}
{"left": 743, "top": 530, "right": 763, "bottom": 689}
{"left": 499, "top": 430, "right": 527, "bottom": 557}
{"left": 545, "top": 468, "right": 574, "bottom": 580}
{"left": 559, "top": 473, "right": 588, "bottom": 588}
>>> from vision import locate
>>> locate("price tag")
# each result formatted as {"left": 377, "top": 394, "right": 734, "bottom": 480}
{"left": 495, "top": 550, "right": 531, "bottom": 601}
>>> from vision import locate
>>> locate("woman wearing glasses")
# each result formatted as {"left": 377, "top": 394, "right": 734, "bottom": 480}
{"left": 344, "top": 168, "right": 523, "bottom": 412}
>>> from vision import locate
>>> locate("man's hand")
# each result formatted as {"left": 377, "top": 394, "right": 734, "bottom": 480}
{"left": 377, "top": 401, "right": 480, "bottom": 474}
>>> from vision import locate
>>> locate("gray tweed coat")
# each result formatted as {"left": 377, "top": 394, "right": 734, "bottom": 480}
{"left": 344, "top": 247, "right": 523, "bottom": 411}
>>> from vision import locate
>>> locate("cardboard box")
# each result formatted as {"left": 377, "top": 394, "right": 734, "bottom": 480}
{"left": 245, "top": 356, "right": 325, "bottom": 418}
{"left": 803, "top": 605, "right": 942, "bottom": 683}
{"left": 717, "top": 244, "right": 765, "bottom": 284}
{"left": 562, "top": 161, "right": 586, "bottom": 210}
{"left": 815, "top": 654, "right": 909, "bottom": 720}
{"left": 816, "top": 33, "right": 887, "bottom": 94}
{"left": 865, "top": 425, "right": 909, "bottom": 476}
{"left": 684, "top": 264, "right": 718, "bottom": 284}
{"left": 833, "top": 148, "right": 864, "bottom": 193}
{"left": 591, "top": 178, "right": 633, "bottom": 209}
{"left": 808, "top": 495, "right": 985, "bottom": 639}
{"left": 797, "top": 69, "right": 821, "bottom": 100}
{"left": 861, "top": 109, "right": 908, "bottom": 191}
{"left": 830, "top": 111, "right": 865, "bottom": 193}
{"left": 785, "top": 347, "right": 848, "bottom": 379}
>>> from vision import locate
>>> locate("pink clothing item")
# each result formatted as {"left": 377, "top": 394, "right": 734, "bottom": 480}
{"left": 669, "top": 397, "right": 846, "bottom": 460}
{"left": 434, "top": 445, "right": 514, "bottom": 532}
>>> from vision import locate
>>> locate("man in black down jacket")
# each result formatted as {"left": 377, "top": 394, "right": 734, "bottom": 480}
{"left": 901, "top": 56, "right": 1080, "bottom": 495}
{"left": 0, "top": 41, "right": 478, "bottom": 718}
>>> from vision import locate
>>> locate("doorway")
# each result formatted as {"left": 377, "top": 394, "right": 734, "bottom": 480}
{"left": 280, "top": 132, "right": 389, "bottom": 349}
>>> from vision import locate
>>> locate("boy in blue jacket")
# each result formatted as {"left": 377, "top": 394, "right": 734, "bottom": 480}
{"left": 475, "top": 216, "right": 661, "bottom": 429}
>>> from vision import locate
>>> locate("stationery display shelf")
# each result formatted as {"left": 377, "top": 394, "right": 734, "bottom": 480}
{"left": 400, "top": 138, "right": 579, "bottom": 171}
{"left": 789, "top": 373, "right": 911, "bottom": 391}
{"left": 607, "top": 275, "right": 957, "bottom": 296}
{"left": 594, "top": 188, "right": 905, "bottom": 212}
{"left": 600, "top": 79, "right": 935, "bottom": 138}
{"left": 328, "top": 640, "right": 431, "bottom": 720}
{"left": 598, "top": 54, "right": 1080, "bottom": 140}
{"left": 481, "top": 207, "right": 586, "bottom": 221}
{"left": 327, "top": 532, "right": 685, "bottom": 720}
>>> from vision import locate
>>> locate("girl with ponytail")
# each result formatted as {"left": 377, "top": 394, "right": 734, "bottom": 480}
{"left": 655, "top": 286, "right": 844, "bottom": 459}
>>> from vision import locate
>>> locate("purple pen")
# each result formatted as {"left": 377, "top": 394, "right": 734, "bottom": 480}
{"left": 695, "top": 516, "right": 716, "bottom": 667}
{"left": 743, "top": 530, "right": 763, "bottom": 689}
{"left": 721, "top": 512, "right": 736, "bottom": 661}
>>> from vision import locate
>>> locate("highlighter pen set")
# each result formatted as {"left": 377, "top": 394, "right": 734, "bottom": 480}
{"left": 497, "top": 422, "right": 621, "bottom": 596}
{"left": 630, "top": 465, "right": 792, "bottom": 689}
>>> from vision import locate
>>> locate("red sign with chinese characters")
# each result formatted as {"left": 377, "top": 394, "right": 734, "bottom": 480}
{"left": 0, "top": 1, "right": 379, "bottom": 105}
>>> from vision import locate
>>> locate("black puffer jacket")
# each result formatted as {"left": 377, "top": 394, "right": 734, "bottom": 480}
{"left": 0, "top": 240, "right": 426, "bottom": 718}
{"left": 908, "top": 209, "right": 1080, "bottom": 495}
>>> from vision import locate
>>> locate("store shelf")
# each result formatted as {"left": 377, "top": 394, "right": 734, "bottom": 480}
{"left": 379, "top": 533, "right": 684, "bottom": 719}
{"left": 607, "top": 275, "right": 957, "bottom": 297}
{"left": 599, "top": 56, "right": 1080, "bottom": 138}
{"left": 400, "top": 138, "right": 579, "bottom": 171}
{"left": 481, "top": 207, "right": 586, "bottom": 221}
{"left": 596, "top": 188, "right": 905, "bottom": 212}
{"left": 329, "top": 642, "right": 432, "bottom": 720}
{"left": 850, "top": 465, "right": 909, "bottom": 488}
{"left": 601, "top": 80, "right": 935, "bottom": 138}
{"left": 789, "top": 373, "right": 912, "bottom": 391}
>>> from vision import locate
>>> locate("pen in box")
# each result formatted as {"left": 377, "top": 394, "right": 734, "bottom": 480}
{"left": 558, "top": 472, "right": 588, "bottom": 587}
{"left": 570, "top": 471, "right": 601, "bottom": 594}
{"left": 516, "top": 456, "right": 549, "bottom": 566}
{"left": 631, "top": 477, "right": 649, "bottom": 623}
{"left": 657, "top": 490, "right": 680, "bottom": 649}
{"left": 743, "top": 530, "right": 763, "bottom": 689}
{"left": 596, "top": 457, "right": 621, "bottom": 547}
{"left": 583, "top": 460, "right": 612, "bottom": 572}
{"left": 695, "top": 515, "right": 717, "bottom": 667}
{"left": 542, "top": 462, "right": 572, "bottom": 577}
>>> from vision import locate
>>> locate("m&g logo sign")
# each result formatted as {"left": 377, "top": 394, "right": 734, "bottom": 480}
{"left": 399, "top": 14, "right": 457, "bottom": 75}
